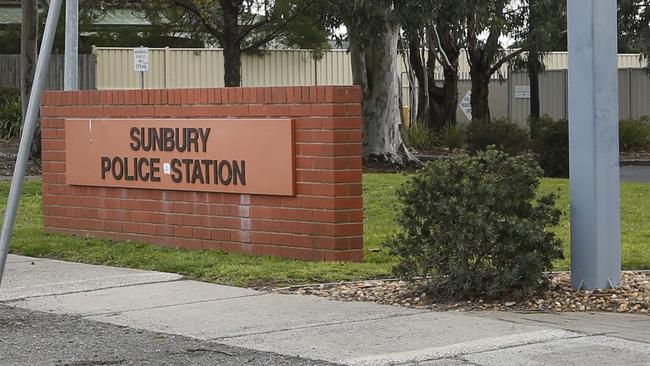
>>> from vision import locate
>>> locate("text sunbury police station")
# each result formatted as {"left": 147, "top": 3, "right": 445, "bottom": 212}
{"left": 100, "top": 127, "right": 246, "bottom": 186}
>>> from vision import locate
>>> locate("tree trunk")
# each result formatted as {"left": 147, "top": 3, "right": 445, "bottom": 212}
{"left": 426, "top": 27, "right": 460, "bottom": 130}
{"left": 348, "top": 14, "right": 413, "bottom": 165}
{"left": 21, "top": 0, "right": 38, "bottom": 121}
{"left": 407, "top": 31, "right": 428, "bottom": 126}
{"left": 429, "top": 67, "right": 459, "bottom": 129}
{"left": 220, "top": 1, "right": 242, "bottom": 87}
{"left": 468, "top": 51, "right": 491, "bottom": 123}
{"left": 528, "top": 50, "right": 541, "bottom": 120}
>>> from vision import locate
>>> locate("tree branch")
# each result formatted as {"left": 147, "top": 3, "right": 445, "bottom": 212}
{"left": 241, "top": 13, "right": 298, "bottom": 51}
{"left": 171, "top": 0, "right": 221, "bottom": 38}
{"left": 489, "top": 48, "right": 525, "bottom": 76}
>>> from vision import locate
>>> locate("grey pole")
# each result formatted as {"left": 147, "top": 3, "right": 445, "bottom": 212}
{"left": 64, "top": 0, "right": 78, "bottom": 91}
{"left": 0, "top": 0, "right": 62, "bottom": 286}
{"left": 567, "top": 0, "right": 621, "bottom": 290}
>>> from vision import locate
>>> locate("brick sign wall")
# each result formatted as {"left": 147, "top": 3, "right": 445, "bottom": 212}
{"left": 40, "top": 86, "right": 363, "bottom": 261}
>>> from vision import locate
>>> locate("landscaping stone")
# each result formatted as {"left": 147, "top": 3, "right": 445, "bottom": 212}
{"left": 274, "top": 271, "right": 650, "bottom": 315}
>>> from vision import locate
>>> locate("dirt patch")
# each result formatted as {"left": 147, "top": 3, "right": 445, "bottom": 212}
{"left": 0, "top": 140, "right": 41, "bottom": 178}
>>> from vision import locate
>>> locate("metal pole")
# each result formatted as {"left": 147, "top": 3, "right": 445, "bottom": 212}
{"left": 141, "top": 71, "right": 145, "bottom": 89}
{"left": 567, "top": 0, "right": 621, "bottom": 290}
{"left": 0, "top": 0, "right": 62, "bottom": 286}
{"left": 64, "top": 0, "right": 78, "bottom": 91}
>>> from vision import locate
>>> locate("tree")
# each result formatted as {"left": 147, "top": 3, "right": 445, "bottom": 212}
{"left": 397, "top": 1, "right": 466, "bottom": 130}
{"left": 425, "top": 10, "right": 464, "bottom": 129}
{"left": 21, "top": 0, "right": 38, "bottom": 121}
{"left": 326, "top": 1, "right": 415, "bottom": 164}
{"left": 517, "top": 0, "right": 566, "bottom": 120}
{"left": 464, "top": 0, "right": 524, "bottom": 123}
{"left": 144, "top": 0, "right": 328, "bottom": 86}
{"left": 618, "top": 0, "right": 650, "bottom": 70}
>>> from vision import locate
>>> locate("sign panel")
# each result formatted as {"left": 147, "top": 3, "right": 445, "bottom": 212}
{"left": 515, "top": 85, "right": 531, "bottom": 99}
{"left": 65, "top": 119, "right": 295, "bottom": 196}
{"left": 459, "top": 91, "right": 472, "bottom": 120}
{"left": 133, "top": 47, "right": 149, "bottom": 72}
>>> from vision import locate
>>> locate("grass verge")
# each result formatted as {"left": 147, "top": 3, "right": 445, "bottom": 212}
{"left": 4, "top": 174, "right": 650, "bottom": 287}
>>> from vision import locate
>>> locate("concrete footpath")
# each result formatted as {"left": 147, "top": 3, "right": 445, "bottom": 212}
{"left": 1, "top": 255, "right": 649, "bottom": 366}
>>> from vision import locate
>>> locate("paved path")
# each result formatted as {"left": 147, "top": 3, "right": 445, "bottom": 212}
{"left": 1, "top": 255, "right": 649, "bottom": 365}
{"left": 620, "top": 165, "right": 650, "bottom": 183}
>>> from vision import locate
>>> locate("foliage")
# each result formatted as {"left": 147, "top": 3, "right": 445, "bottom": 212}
{"left": 620, "top": 117, "right": 650, "bottom": 151}
{"left": 466, "top": 118, "right": 529, "bottom": 154}
{"left": 385, "top": 148, "right": 563, "bottom": 299}
{"left": 0, "top": 87, "right": 22, "bottom": 141}
{"left": 6, "top": 176, "right": 650, "bottom": 287}
{"left": 439, "top": 123, "right": 465, "bottom": 150}
{"left": 463, "top": 0, "right": 525, "bottom": 122}
{"left": 137, "top": 0, "right": 329, "bottom": 86}
{"left": 618, "top": 0, "right": 650, "bottom": 68}
{"left": 403, "top": 124, "right": 436, "bottom": 151}
{"left": 531, "top": 116, "right": 569, "bottom": 178}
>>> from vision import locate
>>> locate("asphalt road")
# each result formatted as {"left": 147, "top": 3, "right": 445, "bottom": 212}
{"left": 0, "top": 305, "right": 335, "bottom": 366}
{"left": 620, "top": 165, "right": 650, "bottom": 183}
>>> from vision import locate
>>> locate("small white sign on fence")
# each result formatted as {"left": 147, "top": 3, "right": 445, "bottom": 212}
{"left": 459, "top": 91, "right": 472, "bottom": 120}
{"left": 133, "top": 47, "right": 149, "bottom": 72}
{"left": 515, "top": 85, "right": 531, "bottom": 99}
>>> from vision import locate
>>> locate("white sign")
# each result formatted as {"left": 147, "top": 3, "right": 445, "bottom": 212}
{"left": 515, "top": 85, "right": 531, "bottom": 99}
{"left": 459, "top": 91, "right": 472, "bottom": 121}
{"left": 133, "top": 47, "right": 149, "bottom": 72}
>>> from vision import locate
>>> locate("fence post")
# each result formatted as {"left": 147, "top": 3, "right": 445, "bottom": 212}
{"left": 628, "top": 68, "right": 633, "bottom": 119}
{"left": 507, "top": 64, "right": 512, "bottom": 120}
{"left": 164, "top": 47, "right": 170, "bottom": 89}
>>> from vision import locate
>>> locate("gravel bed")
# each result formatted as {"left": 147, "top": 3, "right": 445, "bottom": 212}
{"left": 274, "top": 271, "right": 650, "bottom": 314}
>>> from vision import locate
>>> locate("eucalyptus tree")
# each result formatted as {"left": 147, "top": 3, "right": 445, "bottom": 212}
{"left": 143, "top": 0, "right": 328, "bottom": 86}
{"left": 464, "top": 0, "right": 524, "bottom": 123}
{"left": 618, "top": 0, "right": 650, "bottom": 69}
{"left": 325, "top": 0, "right": 419, "bottom": 165}
{"left": 424, "top": 3, "right": 465, "bottom": 129}
{"left": 513, "top": 0, "right": 566, "bottom": 119}
{"left": 397, "top": 0, "right": 464, "bottom": 130}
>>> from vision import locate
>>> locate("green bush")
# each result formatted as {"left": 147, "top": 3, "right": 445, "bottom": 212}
{"left": 439, "top": 123, "right": 465, "bottom": 151}
{"left": 403, "top": 124, "right": 436, "bottom": 151}
{"left": 0, "top": 86, "right": 22, "bottom": 141}
{"left": 619, "top": 117, "right": 650, "bottom": 152}
{"left": 385, "top": 147, "right": 563, "bottom": 299}
{"left": 466, "top": 118, "right": 529, "bottom": 154}
{"left": 531, "top": 116, "right": 569, "bottom": 178}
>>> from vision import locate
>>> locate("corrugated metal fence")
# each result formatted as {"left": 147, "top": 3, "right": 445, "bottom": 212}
{"left": 95, "top": 48, "right": 353, "bottom": 89}
{"left": 508, "top": 69, "right": 650, "bottom": 123}
{"left": 0, "top": 54, "right": 96, "bottom": 90}
{"left": 93, "top": 47, "right": 647, "bottom": 90}
{"left": 3, "top": 49, "right": 646, "bottom": 125}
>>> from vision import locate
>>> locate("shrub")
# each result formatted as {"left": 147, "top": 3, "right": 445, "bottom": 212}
{"left": 466, "top": 118, "right": 529, "bottom": 154}
{"left": 531, "top": 116, "right": 569, "bottom": 178}
{"left": 403, "top": 124, "right": 436, "bottom": 151}
{"left": 619, "top": 117, "right": 650, "bottom": 152}
{"left": 384, "top": 147, "right": 563, "bottom": 299}
{"left": 0, "top": 86, "right": 22, "bottom": 141}
{"left": 439, "top": 123, "right": 465, "bottom": 151}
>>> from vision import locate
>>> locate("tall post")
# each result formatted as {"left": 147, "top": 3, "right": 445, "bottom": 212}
{"left": 567, "top": 0, "right": 621, "bottom": 290}
{"left": 64, "top": 0, "right": 79, "bottom": 91}
{"left": 0, "top": 0, "right": 63, "bottom": 286}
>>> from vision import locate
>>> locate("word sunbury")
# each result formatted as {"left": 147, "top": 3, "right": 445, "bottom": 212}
{"left": 100, "top": 127, "right": 246, "bottom": 185}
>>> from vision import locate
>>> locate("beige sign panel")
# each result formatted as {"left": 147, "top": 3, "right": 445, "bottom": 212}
{"left": 65, "top": 118, "right": 295, "bottom": 196}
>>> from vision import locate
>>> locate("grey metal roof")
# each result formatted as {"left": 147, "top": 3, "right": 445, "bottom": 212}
{"left": 0, "top": 7, "right": 151, "bottom": 26}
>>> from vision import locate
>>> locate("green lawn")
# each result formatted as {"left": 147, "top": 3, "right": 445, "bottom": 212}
{"left": 4, "top": 174, "right": 650, "bottom": 287}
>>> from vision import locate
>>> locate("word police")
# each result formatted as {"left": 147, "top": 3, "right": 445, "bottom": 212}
{"left": 100, "top": 127, "right": 246, "bottom": 185}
